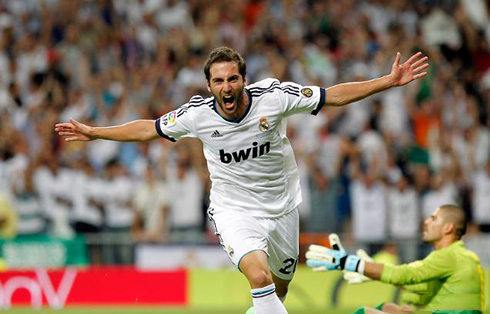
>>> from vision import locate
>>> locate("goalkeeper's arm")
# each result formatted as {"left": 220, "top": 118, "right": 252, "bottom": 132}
{"left": 363, "top": 262, "right": 385, "bottom": 280}
{"left": 362, "top": 250, "right": 453, "bottom": 285}
{"left": 306, "top": 235, "right": 452, "bottom": 286}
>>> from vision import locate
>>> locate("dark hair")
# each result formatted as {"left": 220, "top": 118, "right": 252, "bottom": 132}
{"left": 204, "top": 47, "right": 246, "bottom": 82}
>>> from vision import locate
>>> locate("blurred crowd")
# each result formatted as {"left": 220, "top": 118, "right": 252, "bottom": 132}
{"left": 0, "top": 0, "right": 489, "bottom": 262}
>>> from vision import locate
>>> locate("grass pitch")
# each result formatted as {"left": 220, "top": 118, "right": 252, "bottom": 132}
{"left": 7, "top": 308, "right": 490, "bottom": 314}
{"left": 4, "top": 308, "right": 349, "bottom": 314}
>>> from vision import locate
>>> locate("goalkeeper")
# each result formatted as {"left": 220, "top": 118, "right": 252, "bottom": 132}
{"left": 306, "top": 204, "right": 485, "bottom": 313}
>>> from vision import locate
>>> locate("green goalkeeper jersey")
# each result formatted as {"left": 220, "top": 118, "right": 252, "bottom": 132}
{"left": 380, "top": 241, "right": 485, "bottom": 311}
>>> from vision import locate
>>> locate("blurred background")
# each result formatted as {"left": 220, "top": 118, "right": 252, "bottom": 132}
{"left": 0, "top": 0, "right": 489, "bottom": 312}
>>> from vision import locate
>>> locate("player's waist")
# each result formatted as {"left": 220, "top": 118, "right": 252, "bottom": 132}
{"left": 209, "top": 177, "right": 289, "bottom": 199}
{"left": 209, "top": 169, "right": 286, "bottom": 187}
{"left": 208, "top": 191, "right": 299, "bottom": 218}
{"left": 208, "top": 201, "right": 298, "bottom": 219}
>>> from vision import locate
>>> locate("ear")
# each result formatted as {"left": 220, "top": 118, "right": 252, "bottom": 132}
{"left": 243, "top": 76, "right": 247, "bottom": 86}
{"left": 206, "top": 81, "right": 211, "bottom": 93}
{"left": 443, "top": 222, "right": 455, "bottom": 235}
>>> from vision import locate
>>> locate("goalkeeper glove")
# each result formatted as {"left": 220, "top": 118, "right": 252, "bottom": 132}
{"left": 306, "top": 234, "right": 364, "bottom": 273}
{"left": 343, "top": 249, "right": 373, "bottom": 284}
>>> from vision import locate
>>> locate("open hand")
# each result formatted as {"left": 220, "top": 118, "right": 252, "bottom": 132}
{"left": 390, "top": 52, "right": 429, "bottom": 86}
{"left": 306, "top": 243, "right": 346, "bottom": 271}
{"left": 54, "top": 118, "right": 94, "bottom": 142}
{"left": 306, "top": 234, "right": 361, "bottom": 272}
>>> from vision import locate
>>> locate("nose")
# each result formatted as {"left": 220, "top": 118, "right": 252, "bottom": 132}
{"left": 223, "top": 81, "right": 232, "bottom": 92}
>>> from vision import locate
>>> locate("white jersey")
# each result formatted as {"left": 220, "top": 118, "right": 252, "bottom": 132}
{"left": 156, "top": 78, "right": 326, "bottom": 217}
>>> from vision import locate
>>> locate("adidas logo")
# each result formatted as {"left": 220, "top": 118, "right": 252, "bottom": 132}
{"left": 211, "top": 130, "right": 223, "bottom": 138}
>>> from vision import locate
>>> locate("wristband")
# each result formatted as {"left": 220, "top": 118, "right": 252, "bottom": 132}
{"left": 345, "top": 255, "right": 361, "bottom": 272}
{"left": 357, "top": 259, "right": 365, "bottom": 275}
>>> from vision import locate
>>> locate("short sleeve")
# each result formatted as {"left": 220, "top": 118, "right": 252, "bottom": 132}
{"left": 276, "top": 81, "right": 326, "bottom": 117}
{"left": 155, "top": 106, "right": 196, "bottom": 142}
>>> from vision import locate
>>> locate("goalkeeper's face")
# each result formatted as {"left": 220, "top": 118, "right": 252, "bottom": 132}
{"left": 207, "top": 61, "right": 247, "bottom": 120}
{"left": 422, "top": 209, "right": 445, "bottom": 243}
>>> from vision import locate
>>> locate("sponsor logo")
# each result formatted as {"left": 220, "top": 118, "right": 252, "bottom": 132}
{"left": 211, "top": 130, "right": 223, "bottom": 138}
{"left": 161, "top": 111, "right": 177, "bottom": 127}
{"left": 0, "top": 268, "right": 77, "bottom": 309}
{"left": 301, "top": 88, "right": 313, "bottom": 98}
{"left": 0, "top": 267, "right": 186, "bottom": 308}
{"left": 258, "top": 117, "right": 270, "bottom": 133}
{"left": 219, "top": 142, "right": 271, "bottom": 164}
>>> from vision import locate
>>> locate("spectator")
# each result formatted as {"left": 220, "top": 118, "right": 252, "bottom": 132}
{"left": 33, "top": 151, "right": 74, "bottom": 238}
{"left": 132, "top": 165, "right": 169, "bottom": 243}
{"left": 421, "top": 172, "right": 458, "bottom": 219}
{"left": 350, "top": 158, "right": 388, "bottom": 254}
{"left": 305, "top": 128, "right": 350, "bottom": 233}
{"left": 0, "top": 191, "right": 17, "bottom": 239}
{"left": 166, "top": 143, "right": 205, "bottom": 243}
{"left": 387, "top": 174, "right": 420, "bottom": 262}
{"left": 11, "top": 162, "right": 45, "bottom": 235}
{"left": 472, "top": 160, "right": 490, "bottom": 232}
{"left": 97, "top": 159, "right": 134, "bottom": 264}
{"left": 71, "top": 158, "right": 104, "bottom": 234}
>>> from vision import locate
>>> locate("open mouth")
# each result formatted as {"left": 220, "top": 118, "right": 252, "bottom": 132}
{"left": 223, "top": 95, "right": 235, "bottom": 109}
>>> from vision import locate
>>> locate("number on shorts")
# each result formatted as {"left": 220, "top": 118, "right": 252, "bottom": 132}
{"left": 279, "top": 258, "right": 298, "bottom": 275}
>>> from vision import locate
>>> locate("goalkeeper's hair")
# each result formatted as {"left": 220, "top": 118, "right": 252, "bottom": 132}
{"left": 204, "top": 47, "right": 247, "bottom": 82}
{"left": 440, "top": 204, "right": 467, "bottom": 238}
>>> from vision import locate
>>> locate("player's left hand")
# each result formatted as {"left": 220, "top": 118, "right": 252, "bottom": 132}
{"left": 306, "top": 234, "right": 361, "bottom": 272}
{"left": 389, "top": 52, "right": 429, "bottom": 86}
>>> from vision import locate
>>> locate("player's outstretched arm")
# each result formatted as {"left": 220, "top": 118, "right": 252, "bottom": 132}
{"left": 325, "top": 52, "right": 428, "bottom": 107}
{"left": 363, "top": 261, "right": 384, "bottom": 280}
{"left": 55, "top": 118, "right": 159, "bottom": 142}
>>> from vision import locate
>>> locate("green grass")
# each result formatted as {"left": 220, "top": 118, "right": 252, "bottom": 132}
{"left": 6, "top": 307, "right": 490, "bottom": 314}
{"left": 4, "top": 308, "right": 347, "bottom": 314}
{"left": 6, "top": 308, "right": 490, "bottom": 314}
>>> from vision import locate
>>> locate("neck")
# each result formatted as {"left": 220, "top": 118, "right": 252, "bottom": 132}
{"left": 219, "top": 91, "right": 248, "bottom": 120}
{"left": 433, "top": 236, "right": 458, "bottom": 250}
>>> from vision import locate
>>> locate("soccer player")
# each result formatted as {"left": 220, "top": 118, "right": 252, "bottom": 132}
{"left": 55, "top": 46, "right": 428, "bottom": 314}
{"left": 306, "top": 204, "right": 485, "bottom": 313}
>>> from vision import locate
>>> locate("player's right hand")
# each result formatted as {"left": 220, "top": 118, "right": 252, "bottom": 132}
{"left": 55, "top": 118, "right": 94, "bottom": 142}
{"left": 343, "top": 249, "right": 373, "bottom": 284}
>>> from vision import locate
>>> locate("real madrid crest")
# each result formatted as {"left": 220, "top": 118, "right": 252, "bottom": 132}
{"left": 301, "top": 88, "right": 313, "bottom": 98}
{"left": 258, "top": 117, "right": 270, "bottom": 133}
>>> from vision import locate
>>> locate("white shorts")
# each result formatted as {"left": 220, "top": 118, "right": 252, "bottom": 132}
{"left": 208, "top": 207, "right": 300, "bottom": 281}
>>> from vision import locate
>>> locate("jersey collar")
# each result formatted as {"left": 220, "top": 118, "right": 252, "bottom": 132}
{"left": 213, "top": 89, "right": 252, "bottom": 123}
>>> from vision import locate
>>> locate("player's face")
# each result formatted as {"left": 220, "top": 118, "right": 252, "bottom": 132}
{"left": 207, "top": 62, "right": 247, "bottom": 120}
{"left": 422, "top": 208, "right": 445, "bottom": 243}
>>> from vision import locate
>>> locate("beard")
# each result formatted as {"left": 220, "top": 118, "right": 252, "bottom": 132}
{"left": 214, "top": 87, "right": 245, "bottom": 118}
